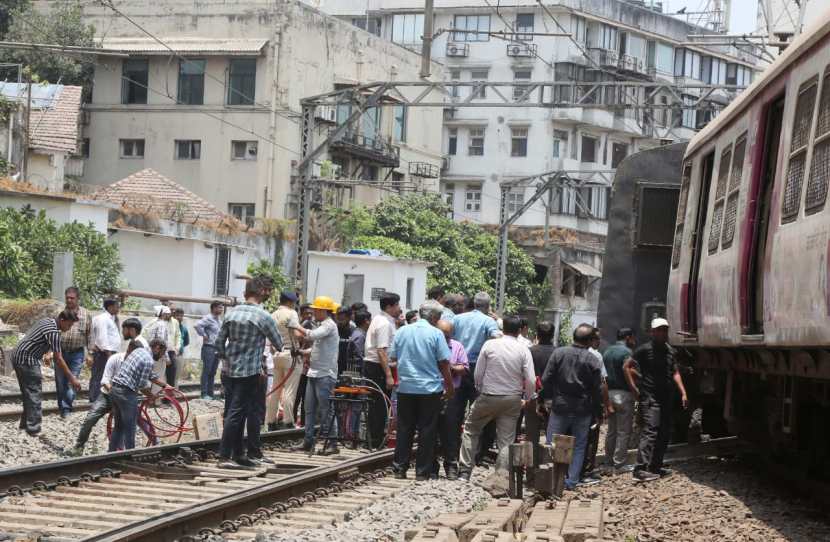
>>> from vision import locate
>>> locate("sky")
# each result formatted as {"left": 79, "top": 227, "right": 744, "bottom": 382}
{"left": 662, "top": 0, "right": 760, "bottom": 34}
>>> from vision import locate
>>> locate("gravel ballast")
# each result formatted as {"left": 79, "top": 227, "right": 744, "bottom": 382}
{"left": 0, "top": 397, "right": 224, "bottom": 467}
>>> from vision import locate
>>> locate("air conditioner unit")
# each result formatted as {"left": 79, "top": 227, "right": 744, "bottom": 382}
{"left": 446, "top": 43, "right": 469, "bottom": 57}
{"left": 659, "top": 138, "right": 674, "bottom": 146}
{"left": 507, "top": 42, "right": 537, "bottom": 57}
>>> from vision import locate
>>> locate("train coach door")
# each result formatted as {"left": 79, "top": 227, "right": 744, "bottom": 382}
{"left": 687, "top": 153, "right": 715, "bottom": 334}
{"left": 746, "top": 96, "right": 785, "bottom": 334}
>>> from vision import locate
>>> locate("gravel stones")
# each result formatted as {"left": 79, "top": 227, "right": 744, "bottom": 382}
{"left": 258, "top": 477, "right": 491, "bottom": 542}
{"left": 579, "top": 456, "right": 830, "bottom": 541}
{"left": 0, "top": 394, "right": 223, "bottom": 467}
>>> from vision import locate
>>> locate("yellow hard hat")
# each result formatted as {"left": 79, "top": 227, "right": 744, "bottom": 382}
{"left": 309, "top": 295, "right": 336, "bottom": 312}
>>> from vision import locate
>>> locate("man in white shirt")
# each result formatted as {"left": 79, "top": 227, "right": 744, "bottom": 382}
{"left": 363, "top": 292, "right": 402, "bottom": 449}
{"left": 89, "top": 299, "right": 121, "bottom": 403}
{"left": 459, "top": 315, "right": 536, "bottom": 480}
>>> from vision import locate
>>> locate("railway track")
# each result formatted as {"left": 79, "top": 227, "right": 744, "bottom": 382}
{"left": 0, "top": 383, "right": 218, "bottom": 421}
{"left": 0, "top": 428, "right": 396, "bottom": 542}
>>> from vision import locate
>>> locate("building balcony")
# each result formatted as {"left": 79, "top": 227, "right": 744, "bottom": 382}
{"left": 328, "top": 129, "right": 400, "bottom": 168}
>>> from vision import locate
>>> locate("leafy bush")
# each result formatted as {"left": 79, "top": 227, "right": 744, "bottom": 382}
{"left": 0, "top": 207, "right": 121, "bottom": 306}
{"left": 322, "top": 194, "right": 538, "bottom": 313}
{"left": 247, "top": 259, "right": 291, "bottom": 313}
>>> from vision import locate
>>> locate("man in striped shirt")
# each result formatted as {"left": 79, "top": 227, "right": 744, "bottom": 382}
{"left": 109, "top": 339, "right": 167, "bottom": 451}
{"left": 12, "top": 310, "right": 80, "bottom": 435}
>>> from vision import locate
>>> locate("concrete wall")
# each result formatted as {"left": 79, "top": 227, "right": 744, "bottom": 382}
{"left": 75, "top": 0, "right": 443, "bottom": 223}
{"left": 113, "top": 228, "right": 260, "bottom": 313}
{"left": 306, "top": 251, "right": 428, "bottom": 313}
{"left": 0, "top": 192, "right": 110, "bottom": 234}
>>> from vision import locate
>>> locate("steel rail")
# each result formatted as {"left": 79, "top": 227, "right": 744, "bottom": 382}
{"left": 0, "top": 427, "right": 304, "bottom": 495}
{"left": 85, "top": 448, "right": 395, "bottom": 542}
{"left": 0, "top": 382, "right": 211, "bottom": 406}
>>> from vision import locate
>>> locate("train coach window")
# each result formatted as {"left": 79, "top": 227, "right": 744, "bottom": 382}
{"left": 671, "top": 162, "right": 693, "bottom": 269}
{"left": 722, "top": 134, "right": 747, "bottom": 248}
{"left": 806, "top": 72, "right": 830, "bottom": 214}
{"left": 709, "top": 146, "right": 733, "bottom": 254}
{"left": 637, "top": 184, "right": 679, "bottom": 247}
{"left": 782, "top": 79, "right": 818, "bottom": 222}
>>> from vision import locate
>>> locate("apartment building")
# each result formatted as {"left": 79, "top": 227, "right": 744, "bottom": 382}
{"left": 66, "top": 0, "right": 443, "bottom": 226}
{"left": 315, "top": 0, "right": 758, "bottom": 325}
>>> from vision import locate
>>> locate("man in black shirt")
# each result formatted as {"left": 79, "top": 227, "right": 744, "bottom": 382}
{"left": 624, "top": 318, "right": 688, "bottom": 482}
{"left": 540, "top": 323, "right": 603, "bottom": 490}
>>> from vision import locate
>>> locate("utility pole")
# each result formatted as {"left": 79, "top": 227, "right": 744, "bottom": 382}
{"left": 21, "top": 72, "right": 30, "bottom": 182}
{"left": 420, "top": 0, "right": 434, "bottom": 78}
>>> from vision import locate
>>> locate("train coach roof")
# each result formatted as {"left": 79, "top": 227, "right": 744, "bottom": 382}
{"left": 686, "top": 5, "right": 830, "bottom": 157}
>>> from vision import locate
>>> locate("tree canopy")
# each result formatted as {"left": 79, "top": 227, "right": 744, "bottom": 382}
{"left": 0, "top": 1, "right": 97, "bottom": 88}
{"left": 321, "top": 194, "right": 540, "bottom": 313}
{"left": 0, "top": 207, "right": 121, "bottom": 306}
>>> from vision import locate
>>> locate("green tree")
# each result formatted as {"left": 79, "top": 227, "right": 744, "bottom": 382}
{"left": 0, "top": 207, "right": 121, "bottom": 306}
{"left": 0, "top": 0, "right": 29, "bottom": 40}
{"left": 247, "top": 259, "right": 291, "bottom": 313}
{"left": 321, "top": 194, "right": 539, "bottom": 313}
{"left": 1, "top": 1, "right": 97, "bottom": 88}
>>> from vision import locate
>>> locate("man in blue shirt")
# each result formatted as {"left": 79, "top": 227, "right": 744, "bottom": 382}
{"left": 390, "top": 301, "right": 454, "bottom": 481}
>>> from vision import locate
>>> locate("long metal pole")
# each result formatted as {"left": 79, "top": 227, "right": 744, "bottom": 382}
{"left": 295, "top": 104, "right": 315, "bottom": 294}
{"left": 420, "top": 0, "right": 434, "bottom": 78}
{"left": 22, "top": 74, "right": 30, "bottom": 182}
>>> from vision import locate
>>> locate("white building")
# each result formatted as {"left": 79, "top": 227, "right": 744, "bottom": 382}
{"left": 0, "top": 83, "right": 85, "bottom": 192}
{"left": 306, "top": 251, "right": 430, "bottom": 314}
{"left": 92, "top": 168, "right": 277, "bottom": 313}
{"left": 63, "top": 0, "right": 444, "bottom": 226}
{"left": 314, "top": 0, "right": 759, "bottom": 324}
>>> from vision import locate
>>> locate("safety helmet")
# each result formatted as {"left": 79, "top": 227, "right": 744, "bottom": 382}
{"left": 309, "top": 295, "right": 336, "bottom": 312}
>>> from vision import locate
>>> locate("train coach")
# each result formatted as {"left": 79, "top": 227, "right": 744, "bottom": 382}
{"left": 666, "top": 8, "right": 830, "bottom": 484}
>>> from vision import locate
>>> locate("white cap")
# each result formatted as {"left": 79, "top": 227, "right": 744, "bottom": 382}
{"left": 651, "top": 317, "right": 670, "bottom": 329}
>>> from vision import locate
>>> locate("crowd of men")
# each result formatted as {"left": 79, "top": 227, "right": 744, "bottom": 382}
{"left": 9, "top": 282, "right": 689, "bottom": 489}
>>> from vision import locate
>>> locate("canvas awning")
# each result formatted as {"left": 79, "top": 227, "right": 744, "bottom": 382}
{"left": 563, "top": 260, "right": 602, "bottom": 278}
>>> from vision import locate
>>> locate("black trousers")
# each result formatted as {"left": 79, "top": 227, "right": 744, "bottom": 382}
{"left": 436, "top": 392, "right": 463, "bottom": 469}
{"left": 363, "top": 362, "right": 388, "bottom": 449}
{"left": 581, "top": 418, "right": 600, "bottom": 476}
{"left": 394, "top": 392, "right": 442, "bottom": 478}
{"left": 636, "top": 398, "right": 672, "bottom": 473}
{"left": 88, "top": 350, "right": 111, "bottom": 404}
{"left": 294, "top": 373, "right": 308, "bottom": 425}
{"left": 219, "top": 374, "right": 259, "bottom": 460}
{"left": 248, "top": 374, "right": 266, "bottom": 458}
{"left": 166, "top": 351, "right": 178, "bottom": 387}
{"left": 14, "top": 364, "right": 42, "bottom": 434}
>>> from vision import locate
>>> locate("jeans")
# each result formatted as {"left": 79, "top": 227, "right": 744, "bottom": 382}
{"left": 248, "top": 375, "right": 266, "bottom": 458}
{"left": 166, "top": 351, "right": 178, "bottom": 387}
{"left": 219, "top": 374, "right": 259, "bottom": 460}
{"left": 200, "top": 345, "right": 219, "bottom": 399}
{"left": 363, "top": 363, "right": 388, "bottom": 448}
{"left": 436, "top": 392, "right": 464, "bottom": 469}
{"left": 605, "top": 389, "right": 635, "bottom": 468}
{"left": 394, "top": 392, "right": 442, "bottom": 478}
{"left": 56, "top": 349, "right": 84, "bottom": 413}
{"left": 636, "top": 398, "right": 672, "bottom": 474}
{"left": 547, "top": 412, "right": 593, "bottom": 489}
{"left": 76, "top": 393, "right": 112, "bottom": 449}
{"left": 109, "top": 385, "right": 139, "bottom": 451}
{"left": 459, "top": 394, "right": 522, "bottom": 475}
{"left": 88, "top": 350, "right": 112, "bottom": 404}
{"left": 14, "top": 363, "right": 42, "bottom": 434}
{"left": 304, "top": 376, "right": 337, "bottom": 446}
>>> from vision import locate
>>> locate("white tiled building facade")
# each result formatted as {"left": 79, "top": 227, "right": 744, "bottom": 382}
{"left": 315, "top": 0, "right": 759, "bottom": 323}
